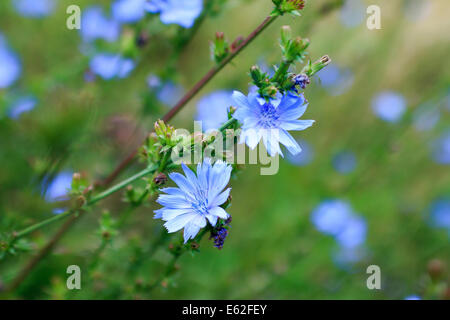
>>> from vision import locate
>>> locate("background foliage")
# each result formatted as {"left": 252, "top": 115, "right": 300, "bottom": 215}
{"left": 0, "top": 0, "right": 449, "bottom": 299}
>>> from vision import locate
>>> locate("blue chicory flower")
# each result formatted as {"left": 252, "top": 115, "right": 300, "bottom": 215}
{"left": 145, "top": 0, "right": 203, "bottom": 28}
{"left": 0, "top": 36, "right": 21, "bottom": 89}
{"left": 285, "top": 139, "right": 314, "bottom": 166}
{"left": 431, "top": 132, "right": 450, "bottom": 165}
{"left": 371, "top": 91, "right": 407, "bottom": 123}
{"left": 42, "top": 171, "right": 73, "bottom": 214}
{"left": 112, "top": 0, "right": 147, "bottom": 23}
{"left": 232, "top": 90, "right": 315, "bottom": 157}
{"left": 404, "top": 295, "right": 422, "bottom": 300}
{"left": 332, "top": 151, "right": 357, "bottom": 174}
{"left": 80, "top": 6, "right": 121, "bottom": 43}
{"left": 335, "top": 215, "right": 367, "bottom": 248}
{"left": 311, "top": 200, "right": 354, "bottom": 236}
{"left": 156, "top": 81, "right": 184, "bottom": 106}
{"left": 12, "top": 0, "right": 55, "bottom": 18}
{"left": 317, "top": 63, "right": 354, "bottom": 96}
{"left": 413, "top": 102, "right": 440, "bottom": 132}
{"left": 154, "top": 159, "right": 232, "bottom": 243}
{"left": 43, "top": 171, "right": 73, "bottom": 203}
{"left": 429, "top": 198, "right": 450, "bottom": 230}
{"left": 89, "top": 53, "right": 135, "bottom": 80}
{"left": 196, "top": 90, "right": 234, "bottom": 131}
{"left": 311, "top": 199, "right": 367, "bottom": 248}
{"left": 8, "top": 95, "right": 37, "bottom": 119}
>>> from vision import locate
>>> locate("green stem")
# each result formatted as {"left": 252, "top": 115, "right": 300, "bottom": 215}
{"left": 13, "top": 164, "right": 159, "bottom": 240}
{"left": 272, "top": 59, "right": 293, "bottom": 84}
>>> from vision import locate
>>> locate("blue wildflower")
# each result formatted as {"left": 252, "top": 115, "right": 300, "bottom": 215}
{"left": 431, "top": 132, "right": 450, "bottom": 165}
{"left": 317, "top": 64, "right": 354, "bottom": 96}
{"left": 154, "top": 159, "right": 232, "bottom": 243}
{"left": 89, "top": 53, "right": 135, "bottom": 80}
{"left": 286, "top": 139, "right": 314, "bottom": 166}
{"left": 8, "top": 95, "right": 37, "bottom": 119}
{"left": 80, "top": 7, "right": 121, "bottom": 43}
{"left": 42, "top": 171, "right": 73, "bottom": 214}
{"left": 232, "top": 90, "right": 315, "bottom": 157}
{"left": 332, "top": 151, "right": 357, "bottom": 174}
{"left": 335, "top": 215, "right": 367, "bottom": 248}
{"left": 112, "top": 0, "right": 147, "bottom": 23}
{"left": 43, "top": 171, "right": 73, "bottom": 203}
{"left": 311, "top": 200, "right": 354, "bottom": 236}
{"left": 0, "top": 36, "right": 21, "bottom": 89}
{"left": 371, "top": 91, "right": 407, "bottom": 123}
{"left": 413, "top": 102, "right": 440, "bottom": 132}
{"left": 12, "top": 0, "right": 55, "bottom": 18}
{"left": 145, "top": 0, "right": 203, "bottom": 28}
{"left": 429, "top": 198, "right": 450, "bottom": 230}
{"left": 156, "top": 81, "right": 184, "bottom": 106}
{"left": 333, "top": 246, "right": 366, "bottom": 266}
{"left": 404, "top": 295, "right": 421, "bottom": 300}
{"left": 196, "top": 90, "right": 234, "bottom": 131}
{"left": 147, "top": 74, "right": 162, "bottom": 89}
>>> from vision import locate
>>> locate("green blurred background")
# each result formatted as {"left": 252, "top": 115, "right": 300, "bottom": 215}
{"left": 0, "top": 0, "right": 449, "bottom": 299}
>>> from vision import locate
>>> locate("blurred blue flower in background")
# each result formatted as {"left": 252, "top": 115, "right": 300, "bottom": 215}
{"left": 285, "top": 139, "right": 314, "bottom": 166}
{"left": 196, "top": 90, "right": 233, "bottom": 131}
{"left": 340, "top": 0, "right": 365, "bottom": 28}
{"left": 0, "top": 36, "right": 21, "bottom": 89}
{"left": 12, "top": 0, "right": 55, "bottom": 18}
{"left": 42, "top": 171, "right": 73, "bottom": 214}
{"left": 404, "top": 295, "right": 422, "bottom": 300}
{"left": 89, "top": 53, "right": 135, "bottom": 80}
{"left": 429, "top": 198, "right": 450, "bottom": 230}
{"left": 154, "top": 159, "right": 232, "bottom": 243}
{"left": 8, "top": 95, "right": 37, "bottom": 119}
{"left": 232, "top": 91, "right": 314, "bottom": 157}
{"left": 156, "top": 81, "right": 184, "bottom": 106}
{"left": 312, "top": 199, "right": 367, "bottom": 265}
{"left": 371, "top": 91, "right": 407, "bottom": 123}
{"left": 413, "top": 103, "right": 440, "bottom": 132}
{"left": 43, "top": 171, "right": 73, "bottom": 203}
{"left": 311, "top": 200, "right": 354, "bottom": 236}
{"left": 333, "top": 246, "right": 366, "bottom": 266}
{"left": 431, "top": 132, "right": 450, "bottom": 165}
{"left": 80, "top": 7, "right": 121, "bottom": 43}
{"left": 335, "top": 215, "right": 367, "bottom": 248}
{"left": 317, "top": 63, "right": 354, "bottom": 96}
{"left": 147, "top": 74, "right": 161, "bottom": 89}
{"left": 112, "top": 0, "right": 146, "bottom": 23}
{"left": 146, "top": 0, "right": 203, "bottom": 28}
{"left": 332, "top": 151, "right": 357, "bottom": 174}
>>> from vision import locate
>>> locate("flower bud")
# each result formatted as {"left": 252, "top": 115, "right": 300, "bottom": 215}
{"left": 153, "top": 173, "right": 168, "bottom": 186}
{"left": 211, "top": 31, "right": 229, "bottom": 63}
{"left": 427, "top": 259, "right": 445, "bottom": 281}
{"left": 281, "top": 25, "right": 292, "bottom": 45}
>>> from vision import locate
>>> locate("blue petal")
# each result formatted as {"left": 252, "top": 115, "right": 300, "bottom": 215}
{"left": 280, "top": 119, "right": 315, "bottom": 131}
{"left": 164, "top": 212, "right": 197, "bottom": 233}
{"left": 156, "top": 194, "right": 191, "bottom": 209}
{"left": 208, "top": 206, "right": 229, "bottom": 219}
{"left": 278, "top": 129, "right": 302, "bottom": 155}
{"left": 210, "top": 188, "right": 231, "bottom": 208}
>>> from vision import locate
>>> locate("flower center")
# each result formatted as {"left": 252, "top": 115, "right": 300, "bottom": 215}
{"left": 191, "top": 191, "right": 209, "bottom": 215}
{"left": 257, "top": 102, "right": 279, "bottom": 128}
